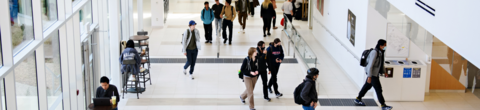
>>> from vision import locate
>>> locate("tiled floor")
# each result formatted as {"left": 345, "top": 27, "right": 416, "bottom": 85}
{"left": 118, "top": 0, "right": 480, "bottom": 109}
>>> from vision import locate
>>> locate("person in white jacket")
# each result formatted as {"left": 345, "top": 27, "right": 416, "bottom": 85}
{"left": 182, "top": 20, "right": 202, "bottom": 80}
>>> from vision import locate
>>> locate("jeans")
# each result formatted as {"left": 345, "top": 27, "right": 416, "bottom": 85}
{"left": 302, "top": 106, "right": 315, "bottom": 110}
{"left": 268, "top": 65, "right": 281, "bottom": 94}
{"left": 258, "top": 71, "right": 269, "bottom": 98}
{"left": 272, "top": 11, "right": 277, "bottom": 27}
{"left": 184, "top": 49, "right": 198, "bottom": 74}
{"left": 357, "top": 76, "right": 385, "bottom": 105}
{"left": 214, "top": 18, "right": 223, "bottom": 36}
{"left": 238, "top": 12, "right": 248, "bottom": 29}
{"left": 203, "top": 23, "right": 212, "bottom": 41}
{"left": 222, "top": 19, "right": 233, "bottom": 42}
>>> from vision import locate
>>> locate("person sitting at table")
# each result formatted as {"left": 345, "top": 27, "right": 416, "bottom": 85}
{"left": 96, "top": 76, "right": 120, "bottom": 104}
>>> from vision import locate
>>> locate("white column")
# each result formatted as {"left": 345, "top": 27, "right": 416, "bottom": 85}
{"left": 58, "top": 25, "right": 71, "bottom": 110}
{"left": 0, "top": 0, "right": 16, "bottom": 109}
{"left": 72, "top": 12, "right": 85, "bottom": 110}
{"left": 65, "top": 19, "right": 78, "bottom": 110}
{"left": 151, "top": 0, "right": 165, "bottom": 28}
{"left": 138, "top": 0, "right": 143, "bottom": 31}
{"left": 109, "top": 0, "right": 122, "bottom": 88}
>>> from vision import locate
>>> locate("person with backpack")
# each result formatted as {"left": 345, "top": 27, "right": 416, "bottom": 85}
{"left": 212, "top": 0, "right": 224, "bottom": 37}
{"left": 201, "top": 1, "right": 215, "bottom": 43}
{"left": 267, "top": 38, "right": 284, "bottom": 98}
{"left": 355, "top": 39, "right": 393, "bottom": 110}
{"left": 293, "top": 68, "right": 319, "bottom": 110}
{"left": 220, "top": 0, "right": 236, "bottom": 45}
{"left": 260, "top": 0, "right": 275, "bottom": 37}
{"left": 256, "top": 41, "right": 271, "bottom": 101}
{"left": 239, "top": 47, "right": 259, "bottom": 110}
{"left": 182, "top": 20, "right": 202, "bottom": 80}
{"left": 235, "top": 0, "right": 251, "bottom": 33}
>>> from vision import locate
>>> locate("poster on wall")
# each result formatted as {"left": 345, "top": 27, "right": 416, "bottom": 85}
{"left": 385, "top": 68, "right": 394, "bottom": 78}
{"left": 403, "top": 68, "right": 412, "bottom": 78}
{"left": 347, "top": 10, "right": 356, "bottom": 46}
{"left": 412, "top": 68, "right": 421, "bottom": 78}
{"left": 317, "top": 0, "right": 324, "bottom": 16}
{"left": 386, "top": 23, "right": 410, "bottom": 58}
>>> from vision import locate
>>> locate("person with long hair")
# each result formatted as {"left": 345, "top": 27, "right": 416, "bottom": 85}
{"left": 240, "top": 47, "right": 259, "bottom": 110}
{"left": 267, "top": 38, "right": 284, "bottom": 98}
{"left": 261, "top": 0, "right": 275, "bottom": 37}
{"left": 271, "top": 0, "right": 278, "bottom": 29}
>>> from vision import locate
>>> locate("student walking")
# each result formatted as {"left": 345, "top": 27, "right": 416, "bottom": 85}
{"left": 271, "top": 0, "right": 278, "bottom": 29}
{"left": 235, "top": 0, "right": 251, "bottom": 33}
{"left": 240, "top": 47, "right": 259, "bottom": 110}
{"left": 201, "top": 1, "right": 215, "bottom": 43}
{"left": 354, "top": 39, "right": 393, "bottom": 110}
{"left": 299, "top": 68, "right": 319, "bottom": 110}
{"left": 182, "top": 20, "right": 202, "bottom": 80}
{"left": 256, "top": 41, "right": 271, "bottom": 101}
{"left": 220, "top": 0, "right": 236, "bottom": 45}
{"left": 260, "top": 0, "right": 275, "bottom": 37}
{"left": 250, "top": 0, "right": 259, "bottom": 17}
{"left": 212, "top": 0, "right": 224, "bottom": 36}
{"left": 267, "top": 38, "right": 284, "bottom": 98}
{"left": 282, "top": 0, "right": 294, "bottom": 27}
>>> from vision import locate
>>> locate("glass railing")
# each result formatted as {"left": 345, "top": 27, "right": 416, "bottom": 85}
{"left": 282, "top": 15, "right": 317, "bottom": 68}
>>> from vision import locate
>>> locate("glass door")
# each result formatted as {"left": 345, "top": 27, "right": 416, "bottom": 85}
{"left": 82, "top": 38, "right": 95, "bottom": 109}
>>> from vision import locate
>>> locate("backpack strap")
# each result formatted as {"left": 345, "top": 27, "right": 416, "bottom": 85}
{"left": 246, "top": 57, "right": 251, "bottom": 71}
{"left": 202, "top": 9, "right": 205, "bottom": 20}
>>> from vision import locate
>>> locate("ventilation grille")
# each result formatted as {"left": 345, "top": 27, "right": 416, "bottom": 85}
{"left": 415, "top": 0, "right": 435, "bottom": 16}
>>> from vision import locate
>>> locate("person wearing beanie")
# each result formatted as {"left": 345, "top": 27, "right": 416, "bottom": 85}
{"left": 300, "top": 68, "right": 319, "bottom": 110}
{"left": 119, "top": 40, "right": 141, "bottom": 83}
{"left": 354, "top": 39, "right": 393, "bottom": 110}
{"left": 201, "top": 1, "right": 215, "bottom": 43}
{"left": 220, "top": 0, "right": 236, "bottom": 44}
{"left": 96, "top": 76, "right": 120, "bottom": 104}
{"left": 182, "top": 20, "right": 202, "bottom": 80}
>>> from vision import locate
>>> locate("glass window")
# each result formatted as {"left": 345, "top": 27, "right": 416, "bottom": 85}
{"left": 1, "top": 78, "right": 6, "bottom": 110}
{"left": 44, "top": 32, "right": 62, "bottom": 110}
{"left": 10, "top": 0, "right": 35, "bottom": 54}
{"left": 79, "top": 1, "right": 92, "bottom": 35}
{"left": 14, "top": 52, "right": 38, "bottom": 110}
{"left": 0, "top": 29, "right": 3, "bottom": 66}
{"left": 41, "top": 0, "right": 58, "bottom": 30}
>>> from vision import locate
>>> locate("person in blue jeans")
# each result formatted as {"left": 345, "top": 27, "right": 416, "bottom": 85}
{"left": 211, "top": 0, "right": 224, "bottom": 36}
{"left": 300, "top": 68, "right": 319, "bottom": 110}
{"left": 182, "top": 20, "right": 202, "bottom": 80}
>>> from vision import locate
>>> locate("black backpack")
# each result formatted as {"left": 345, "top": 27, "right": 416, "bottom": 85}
{"left": 360, "top": 48, "right": 378, "bottom": 67}
{"left": 238, "top": 57, "right": 251, "bottom": 80}
{"left": 293, "top": 81, "right": 306, "bottom": 105}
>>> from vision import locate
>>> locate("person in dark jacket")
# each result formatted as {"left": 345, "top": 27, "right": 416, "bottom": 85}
{"left": 240, "top": 47, "right": 259, "bottom": 110}
{"left": 212, "top": 0, "right": 224, "bottom": 36}
{"left": 300, "top": 68, "right": 319, "bottom": 110}
{"left": 96, "top": 76, "right": 120, "bottom": 104}
{"left": 261, "top": 0, "right": 275, "bottom": 37}
{"left": 267, "top": 38, "right": 284, "bottom": 98}
{"left": 256, "top": 41, "right": 271, "bottom": 101}
{"left": 354, "top": 39, "right": 393, "bottom": 110}
{"left": 119, "top": 40, "right": 141, "bottom": 83}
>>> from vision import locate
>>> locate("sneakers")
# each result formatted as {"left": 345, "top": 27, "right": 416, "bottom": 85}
{"left": 205, "top": 40, "right": 209, "bottom": 43}
{"left": 209, "top": 41, "right": 213, "bottom": 43}
{"left": 183, "top": 69, "right": 187, "bottom": 75}
{"left": 130, "top": 75, "right": 136, "bottom": 82}
{"left": 264, "top": 98, "right": 271, "bottom": 102}
{"left": 240, "top": 96, "right": 245, "bottom": 104}
{"left": 353, "top": 98, "right": 365, "bottom": 106}
{"left": 264, "top": 34, "right": 266, "bottom": 37}
{"left": 267, "top": 33, "right": 271, "bottom": 36}
{"left": 381, "top": 105, "right": 393, "bottom": 110}
{"left": 223, "top": 39, "right": 227, "bottom": 44}
{"left": 189, "top": 75, "right": 194, "bottom": 80}
{"left": 268, "top": 88, "right": 273, "bottom": 94}
{"left": 275, "top": 93, "right": 283, "bottom": 98}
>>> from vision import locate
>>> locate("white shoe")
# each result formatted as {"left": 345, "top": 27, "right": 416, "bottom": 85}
{"left": 183, "top": 69, "right": 187, "bottom": 75}
{"left": 130, "top": 76, "right": 136, "bottom": 82}
{"left": 190, "top": 75, "right": 195, "bottom": 80}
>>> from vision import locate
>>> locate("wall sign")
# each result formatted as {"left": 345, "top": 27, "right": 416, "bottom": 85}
{"left": 403, "top": 68, "right": 412, "bottom": 78}
{"left": 347, "top": 9, "right": 356, "bottom": 46}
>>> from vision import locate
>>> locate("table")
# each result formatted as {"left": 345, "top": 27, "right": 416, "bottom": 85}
{"left": 88, "top": 104, "right": 118, "bottom": 110}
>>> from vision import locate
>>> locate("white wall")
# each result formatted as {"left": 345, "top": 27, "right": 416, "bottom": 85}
{"left": 387, "top": 0, "right": 480, "bottom": 68}
{"left": 311, "top": 0, "right": 369, "bottom": 88}
{"left": 151, "top": 0, "right": 164, "bottom": 28}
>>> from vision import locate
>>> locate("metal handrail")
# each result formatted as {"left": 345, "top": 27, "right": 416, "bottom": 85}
{"left": 311, "top": 15, "right": 360, "bottom": 61}
{"left": 283, "top": 14, "right": 318, "bottom": 68}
